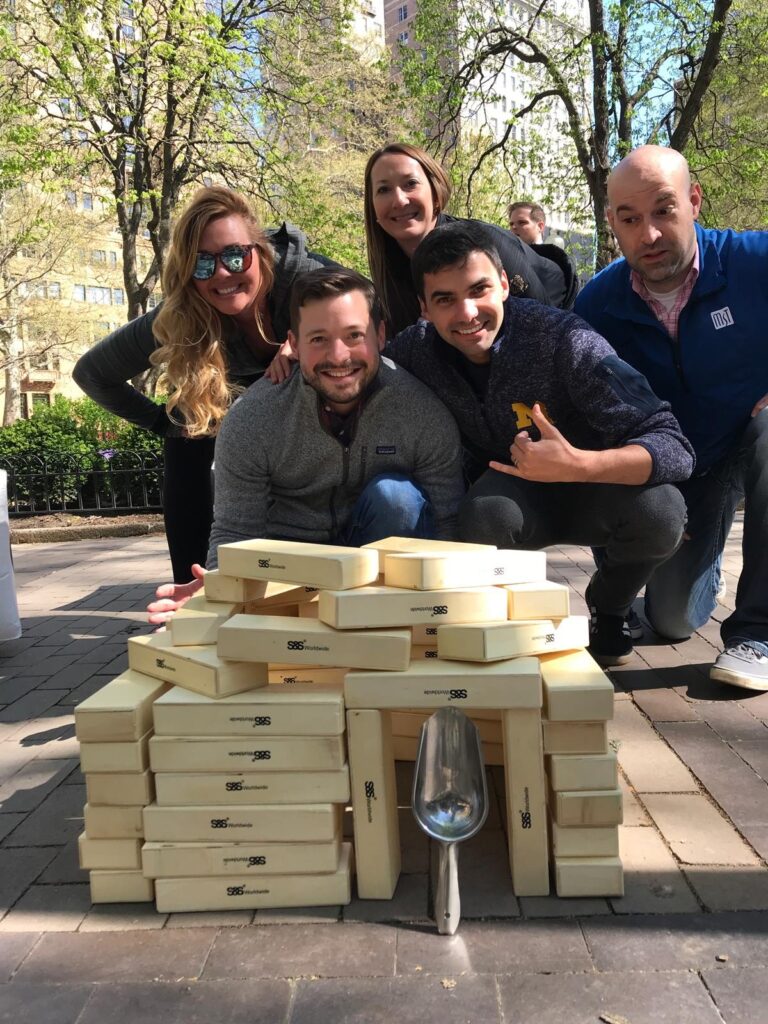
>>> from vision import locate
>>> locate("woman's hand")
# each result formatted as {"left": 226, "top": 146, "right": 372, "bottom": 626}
{"left": 264, "top": 340, "right": 297, "bottom": 384}
{"left": 147, "top": 563, "right": 205, "bottom": 625}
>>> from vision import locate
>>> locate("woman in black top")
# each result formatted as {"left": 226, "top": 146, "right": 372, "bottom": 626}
{"left": 364, "top": 142, "right": 576, "bottom": 336}
{"left": 73, "top": 186, "right": 336, "bottom": 581}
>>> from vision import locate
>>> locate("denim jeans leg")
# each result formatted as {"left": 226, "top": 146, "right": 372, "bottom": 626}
{"left": 721, "top": 410, "right": 768, "bottom": 646}
{"left": 644, "top": 467, "right": 740, "bottom": 640}
{"left": 339, "top": 473, "right": 434, "bottom": 547}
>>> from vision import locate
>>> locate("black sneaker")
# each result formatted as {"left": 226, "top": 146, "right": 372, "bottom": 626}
{"left": 585, "top": 584, "right": 634, "bottom": 667}
{"left": 625, "top": 607, "right": 644, "bottom": 641}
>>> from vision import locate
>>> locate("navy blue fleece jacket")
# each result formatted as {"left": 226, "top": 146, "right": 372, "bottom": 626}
{"left": 385, "top": 296, "right": 695, "bottom": 485}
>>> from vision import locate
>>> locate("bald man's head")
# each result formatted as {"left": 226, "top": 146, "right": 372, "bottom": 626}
{"left": 607, "top": 145, "right": 702, "bottom": 293}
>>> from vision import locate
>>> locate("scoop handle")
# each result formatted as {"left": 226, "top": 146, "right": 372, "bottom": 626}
{"left": 436, "top": 841, "right": 460, "bottom": 935}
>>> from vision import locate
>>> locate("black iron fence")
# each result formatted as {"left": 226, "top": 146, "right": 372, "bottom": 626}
{"left": 0, "top": 452, "right": 164, "bottom": 516}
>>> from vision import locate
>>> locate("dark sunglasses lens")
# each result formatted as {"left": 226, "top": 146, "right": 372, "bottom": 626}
{"left": 220, "top": 246, "right": 252, "bottom": 274}
{"left": 192, "top": 254, "right": 216, "bottom": 280}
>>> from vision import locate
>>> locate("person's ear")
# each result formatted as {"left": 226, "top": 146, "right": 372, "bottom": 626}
{"left": 499, "top": 270, "right": 510, "bottom": 301}
{"left": 287, "top": 330, "right": 299, "bottom": 356}
{"left": 418, "top": 295, "right": 432, "bottom": 322}
{"left": 606, "top": 207, "right": 616, "bottom": 230}
{"left": 690, "top": 182, "right": 703, "bottom": 221}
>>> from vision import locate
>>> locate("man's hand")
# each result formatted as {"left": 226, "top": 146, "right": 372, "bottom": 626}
{"left": 147, "top": 563, "right": 205, "bottom": 625}
{"left": 751, "top": 391, "right": 768, "bottom": 417}
{"left": 489, "top": 404, "right": 586, "bottom": 482}
{"left": 263, "top": 341, "right": 297, "bottom": 384}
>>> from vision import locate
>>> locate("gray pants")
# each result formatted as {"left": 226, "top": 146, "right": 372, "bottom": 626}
{"left": 458, "top": 472, "right": 686, "bottom": 618}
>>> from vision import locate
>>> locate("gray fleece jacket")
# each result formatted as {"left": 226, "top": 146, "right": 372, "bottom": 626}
{"left": 206, "top": 358, "right": 465, "bottom": 567}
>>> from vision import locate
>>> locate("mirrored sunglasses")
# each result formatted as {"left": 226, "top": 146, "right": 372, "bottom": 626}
{"left": 192, "top": 243, "right": 258, "bottom": 281}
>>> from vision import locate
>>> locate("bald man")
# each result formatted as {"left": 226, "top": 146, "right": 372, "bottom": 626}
{"left": 575, "top": 145, "right": 768, "bottom": 691}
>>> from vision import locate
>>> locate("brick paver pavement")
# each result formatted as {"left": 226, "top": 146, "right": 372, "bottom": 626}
{"left": 0, "top": 517, "right": 767, "bottom": 1022}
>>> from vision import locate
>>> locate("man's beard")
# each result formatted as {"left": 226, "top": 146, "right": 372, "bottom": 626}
{"left": 304, "top": 359, "right": 375, "bottom": 407}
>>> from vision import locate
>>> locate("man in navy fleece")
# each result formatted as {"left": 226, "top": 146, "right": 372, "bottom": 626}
{"left": 385, "top": 221, "right": 695, "bottom": 668}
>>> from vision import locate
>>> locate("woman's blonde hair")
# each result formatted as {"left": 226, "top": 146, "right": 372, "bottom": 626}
{"left": 364, "top": 142, "right": 451, "bottom": 330}
{"left": 151, "top": 186, "right": 274, "bottom": 437}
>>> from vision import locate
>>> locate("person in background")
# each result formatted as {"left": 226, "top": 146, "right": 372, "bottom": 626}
{"left": 507, "top": 201, "right": 547, "bottom": 245}
{"left": 73, "top": 186, "right": 337, "bottom": 583}
{"left": 574, "top": 144, "right": 768, "bottom": 691}
{"left": 364, "top": 142, "right": 577, "bottom": 336}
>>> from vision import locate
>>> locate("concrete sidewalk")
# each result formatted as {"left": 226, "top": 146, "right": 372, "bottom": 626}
{"left": 0, "top": 521, "right": 766, "bottom": 1023}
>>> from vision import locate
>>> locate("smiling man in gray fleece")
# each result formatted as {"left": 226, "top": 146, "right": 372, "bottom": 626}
{"left": 149, "top": 267, "right": 464, "bottom": 621}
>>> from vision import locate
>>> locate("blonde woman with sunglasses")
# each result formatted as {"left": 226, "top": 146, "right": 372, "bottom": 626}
{"left": 73, "top": 186, "right": 338, "bottom": 581}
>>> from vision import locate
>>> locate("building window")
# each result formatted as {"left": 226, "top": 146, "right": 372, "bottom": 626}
{"left": 147, "top": 293, "right": 161, "bottom": 309}
{"left": 397, "top": 4, "right": 408, "bottom": 20}
{"left": 73, "top": 284, "right": 86, "bottom": 301}
{"left": 48, "top": 282, "right": 61, "bottom": 299}
{"left": 91, "top": 249, "right": 107, "bottom": 264}
{"left": 65, "top": 190, "right": 77, "bottom": 207}
{"left": 112, "top": 288, "right": 125, "bottom": 305}
{"left": 397, "top": 30, "right": 408, "bottom": 42}
{"left": 23, "top": 393, "right": 51, "bottom": 418}
{"left": 82, "top": 193, "right": 93, "bottom": 211}
{"left": 109, "top": 251, "right": 118, "bottom": 267}
{"left": 87, "top": 285, "right": 111, "bottom": 304}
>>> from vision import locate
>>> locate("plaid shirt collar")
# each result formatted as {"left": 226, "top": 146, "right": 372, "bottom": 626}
{"left": 630, "top": 244, "right": 700, "bottom": 339}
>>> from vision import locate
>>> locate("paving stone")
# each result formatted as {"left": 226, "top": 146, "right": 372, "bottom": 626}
{"left": 0, "top": 744, "right": 34, "bottom": 784}
{"left": 618, "top": 774, "right": 651, "bottom": 826}
{"left": 632, "top": 687, "right": 700, "bottom": 722}
{"left": 0, "top": 759, "right": 78, "bottom": 814}
{"left": 0, "top": 848, "right": 58, "bottom": 914}
{"left": 0, "top": 932, "right": 40, "bottom": 982}
{"left": 740, "top": 825, "right": 768, "bottom": 861}
{"left": 59, "top": 677, "right": 116, "bottom": 705}
{"left": 741, "top": 691, "right": 768, "bottom": 722}
{"left": 658, "top": 722, "right": 768, "bottom": 827}
{"left": 610, "top": 702, "right": 697, "bottom": 793}
{"left": 611, "top": 827, "right": 700, "bottom": 914}
{"left": 0, "top": 677, "right": 47, "bottom": 705}
{"left": 701, "top": 966, "right": 768, "bottom": 1024}
{"left": 76, "top": 980, "right": 292, "bottom": 1024}
{"left": 36, "top": 841, "right": 87, "bottom": 885}
{"left": 252, "top": 905, "right": 341, "bottom": 924}
{"left": 78, "top": 904, "right": 167, "bottom": 931}
{"left": 694, "top": 702, "right": 768, "bottom": 741}
{"left": 291, "top": 976, "right": 501, "bottom": 1024}
{"left": 0, "top": 982, "right": 94, "bottom": 1023}
{"left": 642, "top": 794, "right": 760, "bottom": 866}
{"left": 0, "top": 884, "right": 92, "bottom": 932}
{"left": 165, "top": 911, "right": 254, "bottom": 928}
{"left": 396, "top": 920, "right": 591, "bottom": 975}
{"left": 2, "top": 784, "right": 85, "bottom": 847}
{"left": 15, "top": 722, "right": 78, "bottom": 760}
{"left": 448, "top": 829, "right": 519, "bottom": 920}
{"left": 0, "top": 814, "right": 27, "bottom": 842}
{"left": 345, "top": 873, "right": 429, "bottom": 924}
{"left": 583, "top": 912, "right": 768, "bottom": 971}
{"left": 684, "top": 866, "right": 768, "bottom": 912}
{"left": 519, "top": 895, "right": 610, "bottom": 917}
{"left": 0, "top": 690, "right": 70, "bottom": 724}
{"left": 13, "top": 929, "right": 217, "bottom": 983}
{"left": 732, "top": 741, "right": 768, "bottom": 783}
{"left": 203, "top": 924, "right": 397, "bottom": 979}
{"left": 399, "top": 808, "right": 429, "bottom": 874}
{"left": 498, "top": 969, "right": 723, "bottom": 1024}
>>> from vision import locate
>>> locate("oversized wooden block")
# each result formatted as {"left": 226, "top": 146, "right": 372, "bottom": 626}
{"left": 554, "top": 856, "right": 624, "bottom": 897}
{"left": 74, "top": 671, "right": 168, "bottom": 743}
{"left": 204, "top": 571, "right": 311, "bottom": 605}
{"left": 83, "top": 803, "right": 144, "bottom": 839}
{"left": 77, "top": 833, "right": 142, "bottom": 870}
{"left": 90, "top": 869, "right": 154, "bottom": 904}
{"left": 345, "top": 657, "right": 541, "bottom": 710}
{"left": 154, "top": 843, "right": 352, "bottom": 912}
{"left": 169, "top": 596, "right": 243, "bottom": 647}
{"left": 411, "top": 623, "right": 439, "bottom": 645}
{"left": 541, "top": 720, "right": 608, "bottom": 755}
{"left": 128, "top": 633, "right": 268, "bottom": 699}
{"left": 501, "top": 708, "right": 549, "bottom": 896}
{"left": 142, "top": 835, "right": 341, "bottom": 878}
{"left": 363, "top": 536, "right": 495, "bottom": 573}
{"left": 550, "top": 823, "right": 619, "bottom": 858}
{"left": 383, "top": 548, "right": 546, "bottom": 590}
{"left": 548, "top": 753, "right": 618, "bottom": 792}
{"left": 437, "top": 616, "right": 588, "bottom": 663}
{"left": 505, "top": 581, "right": 570, "bottom": 620}
{"left": 389, "top": 711, "right": 503, "bottom": 745}
{"left": 319, "top": 585, "right": 507, "bottom": 630}
{"left": 154, "top": 768, "right": 350, "bottom": 807}
{"left": 390, "top": 734, "right": 505, "bottom": 766}
{"left": 298, "top": 601, "right": 319, "bottom": 619}
{"left": 153, "top": 683, "right": 345, "bottom": 737}
{"left": 347, "top": 709, "right": 400, "bottom": 899}
{"left": 410, "top": 645, "right": 440, "bottom": 660}
{"left": 79, "top": 731, "right": 152, "bottom": 773}
{"left": 218, "top": 615, "right": 411, "bottom": 672}
{"left": 85, "top": 770, "right": 154, "bottom": 807}
{"left": 218, "top": 539, "right": 379, "bottom": 590}
{"left": 143, "top": 802, "right": 340, "bottom": 843}
{"left": 149, "top": 734, "right": 345, "bottom": 773}
{"left": 539, "top": 649, "right": 614, "bottom": 722}
{"left": 268, "top": 666, "right": 347, "bottom": 686}
{"left": 552, "top": 788, "right": 623, "bottom": 827}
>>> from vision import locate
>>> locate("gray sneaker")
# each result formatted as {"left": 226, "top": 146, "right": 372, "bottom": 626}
{"left": 710, "top": 641, "right": 768, "bottom": 691}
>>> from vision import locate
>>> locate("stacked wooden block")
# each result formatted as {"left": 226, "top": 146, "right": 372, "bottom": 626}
{"left": 74, "top": 671, "right": 167, "bottom": 904}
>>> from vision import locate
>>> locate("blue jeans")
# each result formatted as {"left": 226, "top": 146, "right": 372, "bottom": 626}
{"left": 336, "top": 473, "right": 435, "bottom": 547}
{"left": 644, "top": 411, "right": 768, "bottom": 648}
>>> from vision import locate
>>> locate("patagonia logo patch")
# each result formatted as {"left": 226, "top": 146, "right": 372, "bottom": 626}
{"left": 376, "top": 445, "right": 396, "bottom": 454}
{"left": 711, "top": 307, "right": 734, "bottom": 330}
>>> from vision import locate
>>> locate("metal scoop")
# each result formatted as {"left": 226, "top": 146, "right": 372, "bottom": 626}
{"left": 412, "top": 708, "right": 488, "bottom": 935}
